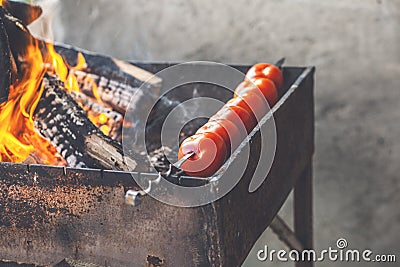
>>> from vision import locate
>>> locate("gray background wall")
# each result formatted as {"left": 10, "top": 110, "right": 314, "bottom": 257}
{"left": 30, "top": 0, "right": 400, "bottom": 266}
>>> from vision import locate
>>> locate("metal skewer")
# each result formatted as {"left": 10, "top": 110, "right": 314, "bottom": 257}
{"left": 125, "top": 151, "right": 198, "bottom": 206}
{"left": 173, "top": 151, "right": 195, "bottom": 169}
{"left": 170, "top": 151, "right": 210, "bottom": 180}
{"left": 275, "top": 57, "right": 286, "bottom": 69}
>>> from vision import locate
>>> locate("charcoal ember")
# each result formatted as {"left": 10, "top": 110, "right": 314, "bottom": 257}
{"left": 69, "top": 90, "right": 123, "bottom": 140}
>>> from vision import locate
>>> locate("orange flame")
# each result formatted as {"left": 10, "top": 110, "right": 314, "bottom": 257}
{"left": 47, "top": 48, "right": 110, "bottom": 135}
{"left": 0, "top": 37, "right": 109, "bottom": 163}
{"left": 0, "top": 40, "right": 56, "bottom": 163}
{"left": 65, "top": 52, "right": 86, "bottom": 92}
{"left": 46, "top": 44, "right": 87, "bottom": 93}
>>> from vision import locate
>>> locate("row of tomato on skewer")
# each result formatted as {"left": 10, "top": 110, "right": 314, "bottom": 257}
{"left": 178, "top": 63, "right": 284, "bottom": 177}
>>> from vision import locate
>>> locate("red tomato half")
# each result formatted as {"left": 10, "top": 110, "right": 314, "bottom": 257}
{"left": 226, "top": 92, "right": 268, "bottom": 123}
{"left": 246, "top": 63, "right": 283, "bottom": 90}
{"left": 178, "top": 132, "right": 228, "bottom": 177}
{"left": 236, "top": 78, "right": 278, "bottom": 108}
{"left": 196, "top": 121, "right": 231, "bottom": 156}
{"left": 234, "top": 81, "right": 262, "bottom": 98}
{"left": 197, "top": 119, "right": 242, "bottom": 154}
{"left": 212, "top": 105, "right": 256, "bottom": 134}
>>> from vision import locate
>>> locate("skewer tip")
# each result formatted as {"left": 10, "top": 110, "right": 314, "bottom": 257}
{"left": 174, "top": 151, "right": 195, "bottom": 169}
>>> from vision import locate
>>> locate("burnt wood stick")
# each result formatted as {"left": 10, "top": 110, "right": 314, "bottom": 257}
{"left": 34, "top": 75, "right": 145, "bottom": 172}
{"left": 0, "top": 9, "right": 12, "bottom": 103}
{"left": 2, "top": 0, "right": 42, "bottom": 26}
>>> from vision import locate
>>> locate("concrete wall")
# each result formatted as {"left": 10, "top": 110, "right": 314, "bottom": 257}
{"left": 31, "top": 0, "right": 400, "bottom": 266}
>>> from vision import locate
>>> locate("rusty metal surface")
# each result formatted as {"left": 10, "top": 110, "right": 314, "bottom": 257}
{"left": 0, "top": 64, "right": 314, "bottom": 267}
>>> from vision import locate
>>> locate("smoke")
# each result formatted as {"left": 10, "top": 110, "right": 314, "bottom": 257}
{"left": 28, "top": 0, "right": 64, "bottom": 43}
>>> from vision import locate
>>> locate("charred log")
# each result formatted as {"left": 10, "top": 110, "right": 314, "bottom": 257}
{"left": 0, "top": 9, "right": 12, "bottom": 103}
{"left": 71, "top": 69, "right": 156, "bottom": 114}
{"left": 0, "top": 5, "right": 37, "bottom": 82}
{"left": 34, "top": 75, "right": 145, "bottom": 172}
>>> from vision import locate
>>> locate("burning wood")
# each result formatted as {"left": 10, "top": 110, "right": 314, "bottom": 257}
{"left": 53, "top": 45, "right": 162, "bottom": 115}
{"left": 0, "top": 1, "right": 38, "bottom": 79}
{"left": 23, "top": 143, "right": 66, "bottom": 166}
{"left": 0, "top": 0, "right": 161, "bottom": 171}
{"left": 1, "top": 0, "right": 42, "bottom": 26}
{"left": 69, "top": 90, "right": 123, "bottom": 139}
{"left": 54, "top": 45, "right": 162, "bottom": 91}
{"left": 35, "top": 75, "right": 144, "bottom": 171}
{"left": 71, "top": 69, "right": 145, "bottom": 114}
{"left": 0, "top": 4, "right": 54, "bottom": 163}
